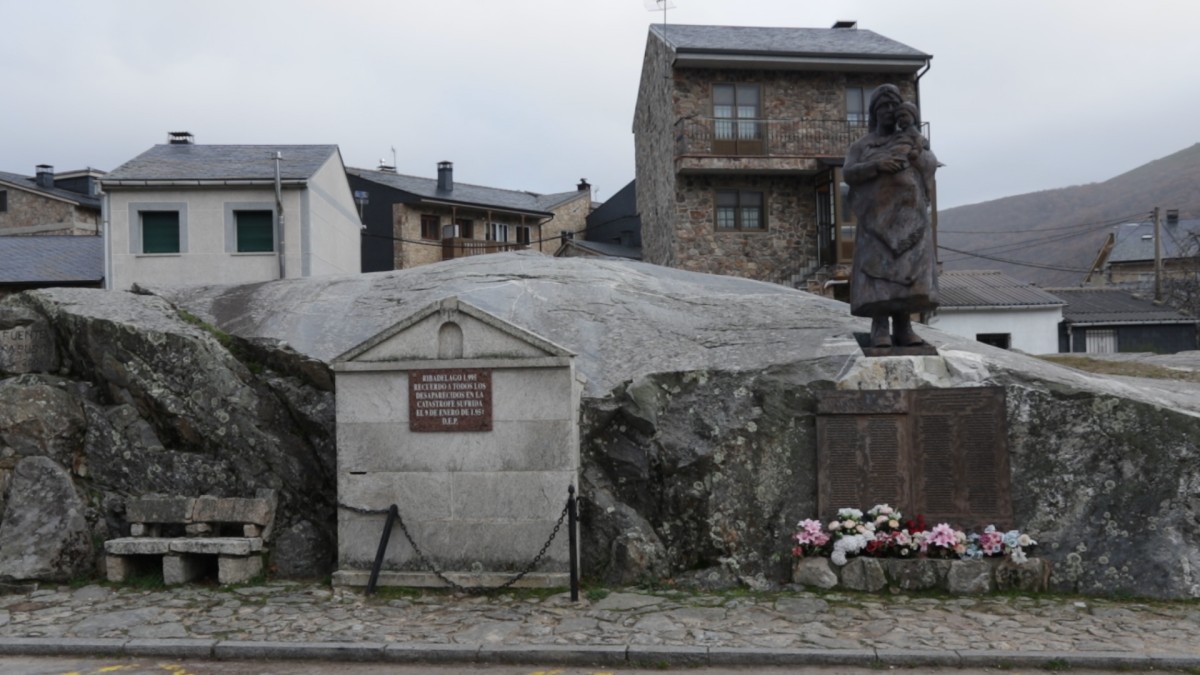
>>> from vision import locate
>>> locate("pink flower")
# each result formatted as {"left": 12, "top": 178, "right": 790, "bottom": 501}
{"left": 928, "top": 523, "right": 958, "bottom": 548}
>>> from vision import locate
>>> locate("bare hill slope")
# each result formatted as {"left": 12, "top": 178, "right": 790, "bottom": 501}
{"left": 939, "top": 143, "right": 1200, "bottom": 287}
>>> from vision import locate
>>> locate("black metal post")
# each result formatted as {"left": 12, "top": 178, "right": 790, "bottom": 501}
{"left": 366, "top": 504, "right": 398, "bottom": 596}
{"left": 568, "top": 485, "right": 579, "bottom": 602}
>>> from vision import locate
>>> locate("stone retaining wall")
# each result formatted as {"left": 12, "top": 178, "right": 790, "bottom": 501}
{"left": 794, "top": 556, "right": 1051, "bottom": 594}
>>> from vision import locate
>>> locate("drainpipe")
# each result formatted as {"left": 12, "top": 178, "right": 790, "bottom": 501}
{"left": 274, "top": 152, "right": 286, "bottom": 279}
{"left": 914, "top": 57, "right": 932, "bottom": 111}
{"left": 102, "top": 190, "right": 111, "bottom": 290}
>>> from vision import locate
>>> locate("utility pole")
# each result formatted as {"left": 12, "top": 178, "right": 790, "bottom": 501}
{"left": 1154, "top": 206, "right": 1163, "bottom": 302}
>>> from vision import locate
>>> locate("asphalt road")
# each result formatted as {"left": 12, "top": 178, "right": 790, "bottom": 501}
{"left": 0, "top": 656, "right": 1172, "bottom": 675}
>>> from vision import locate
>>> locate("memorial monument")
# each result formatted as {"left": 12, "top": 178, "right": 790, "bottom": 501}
{"left": 843, "top": 84, "right": 939, "bottom": 351}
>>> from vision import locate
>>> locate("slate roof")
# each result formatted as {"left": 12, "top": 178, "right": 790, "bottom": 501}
{"left": 555, "top": 239, "right": 642, "bottom": 260}
{"left": 1048, "top": 288, "right": 1196, "bottom": 325}
{"left": 0, "top": 236, "right": 104, "bottom": 283}
{"left": 937, "top": 270, "right": 1065, "bottom": 309}
{"left": 104, "top": 144, "right": 339, "bottom": 183}
{"left": 347, "top": 167, "right": 585, "bottom": 216}
{"left": 1108, "top": 218, "right": 1200, "bottom": 263}
{"left": 0, "top": 170, "right": 101, "bottom": 209}
{"left": 651, "top": 23, "right": 929, "bottom": 61}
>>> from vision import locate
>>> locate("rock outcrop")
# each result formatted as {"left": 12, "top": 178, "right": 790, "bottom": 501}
{"left": 2, "top": 252, "right": 1198, "bottom": 597}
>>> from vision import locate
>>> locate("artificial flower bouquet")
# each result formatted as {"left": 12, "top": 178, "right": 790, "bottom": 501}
{"left": 792, "top": 504, "right": 1037, "bottom": 566}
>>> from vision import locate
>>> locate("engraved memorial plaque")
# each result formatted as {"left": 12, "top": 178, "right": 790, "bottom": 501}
{"left": 409, "top": 368, "right": 493, "bottom": 432}
{"left": 816, "top": 387, "right": 1012, "bottom": 528}
{"left": 0, "top": 316, "right": 58, "bottom": 375}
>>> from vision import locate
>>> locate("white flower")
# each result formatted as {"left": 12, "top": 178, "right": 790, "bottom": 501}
{"left": 843, "top": 520, "right": 856, "bottom": 530}
{"left": 829, "top": 521, "right": 842, "bottom": 531}
{"left": 1017, "top": 533, "right": 1035, "bottom": 547}
{"left": 1010, "top": 548, "right": 1028, "bottom": 564}
{"left": 830, "top": 533, "right": 869, "bottom": 566}
{"left": 875, "top": 515, "right": 888, "bottom": 525}
{"left": 888, "top": 519, "right": 899, "bottom": 529}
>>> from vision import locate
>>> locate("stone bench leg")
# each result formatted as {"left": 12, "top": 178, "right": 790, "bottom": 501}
{"left": 218, "top": 554, "right": 263, "bottom": 584}
{"left": 106, "top": 555, "right": 133, "bottom": 582}
{"left": 163, "top": 554, "right": 207, "bottom": 585}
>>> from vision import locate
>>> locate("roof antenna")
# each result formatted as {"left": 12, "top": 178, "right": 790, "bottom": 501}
{"left": 645, "top": 0, "right": 676, "bottom": 39}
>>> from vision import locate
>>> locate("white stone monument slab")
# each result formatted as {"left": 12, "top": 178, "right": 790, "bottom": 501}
{"left": 331, "top": 297, "right": 582, "bottom": 588}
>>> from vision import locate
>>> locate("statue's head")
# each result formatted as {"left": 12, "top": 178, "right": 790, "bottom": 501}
{"left": 868, "top": 84, "right": 904, "bottom": 132}
{"left": 896, "top": 101, "right": 920, "bottom": 130}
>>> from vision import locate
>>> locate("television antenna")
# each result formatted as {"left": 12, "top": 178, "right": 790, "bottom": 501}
{"left": 644, "top": 0, "right": 676, "bottom": 35}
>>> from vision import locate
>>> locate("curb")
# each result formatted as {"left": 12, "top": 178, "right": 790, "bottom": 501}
{"left": 0, "top": 637, "right": 1197, "bottom": 670}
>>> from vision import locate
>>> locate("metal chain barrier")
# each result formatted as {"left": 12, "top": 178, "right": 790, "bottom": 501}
{"left": 338, "top": 485, "right": 577, "bottom": 597}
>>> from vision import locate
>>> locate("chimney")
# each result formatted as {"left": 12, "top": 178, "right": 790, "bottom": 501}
{"left": 577, "top": 178, "right": 591, "bottom": 192}
{"left": 35, "top": 165, "right": 54, "bottom": 189}
{"left": 167, "top": 131, "right": 195, "bottom": 145}
{"left": 437, "top": 161, "right": 453, "bottom": 192}
{"left": 1166, "top": 209, "right": 1180, "bottom": 227}
{"left": 832, "top": 20, "right": 858, "bottom": 29}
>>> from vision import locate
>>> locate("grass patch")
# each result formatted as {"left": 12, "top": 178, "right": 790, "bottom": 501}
{"left": 1037, "top": 355, "right": 1200, "bottom": 382}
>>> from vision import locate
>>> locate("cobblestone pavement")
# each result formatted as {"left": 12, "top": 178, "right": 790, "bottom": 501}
{"left": 1, "top": 581, "right": 1199, "bottom": 663}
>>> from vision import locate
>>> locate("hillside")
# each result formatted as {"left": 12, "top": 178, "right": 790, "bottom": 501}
{"left": 938, "top": 143, "right": 1200, "bottom": 287}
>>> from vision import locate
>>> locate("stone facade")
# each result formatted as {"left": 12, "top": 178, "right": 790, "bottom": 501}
{"left": 633, "top": 28, "right": 923, "bottom": 288}
{"left": 0, "top": 186, "right": 99, "bottom": 235}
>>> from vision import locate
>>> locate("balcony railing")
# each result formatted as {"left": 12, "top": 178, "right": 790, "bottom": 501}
{"left": 675, "top": 117, "right": 928, "bottom": 159}
{"left": 441, "top": 238, "right": 527, "bottom": 260}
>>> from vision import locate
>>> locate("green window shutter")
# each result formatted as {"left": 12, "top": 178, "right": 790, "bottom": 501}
{"left": 236, "top": 211, "right": 274, "bottom": 252}
{"left": 141, "top": 211, "right": 180, "bottom": 253}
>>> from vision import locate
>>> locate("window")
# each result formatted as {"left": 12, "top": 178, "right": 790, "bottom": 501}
{"left": 713, "top": 83, "right": 763, "bottom": 154}
{"left": 235, "top": 210, "right": 273, "bottom": 252}
{"left": 976, "top": 333, "right": 1011, "bottom": 350}
{"left": 846, "top": 87, "right": 868, "bottom": 126}
{"left": 487, "top": 223, "right": 509, "bottom": 242}
{"left": 715, "top": 190, "right": 765, "bottom": 231}
{"left": 1085, "top": 329, "right": 1117, "bottom": 354}
{"left": 0, "top": 190, "right": 7, "bottom": 213}
{"left": 141, "top": 211, "right": 181, "bottom": 253}
{"left": 421, "top": 215, "right": 440, "bottom": 240}
{"left": 516, "top": 226, "right": 531, "bottom": 245}
{"left": 454, "top": 218, "right": 474, "bottom": 239}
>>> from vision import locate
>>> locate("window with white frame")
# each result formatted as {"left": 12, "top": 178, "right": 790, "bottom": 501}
{"left": 487, "top": 222, "right": 509, "bottom": 242}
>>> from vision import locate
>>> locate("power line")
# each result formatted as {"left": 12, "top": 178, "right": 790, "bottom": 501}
{"left": 937, "top": 244, "right": 1091, "bottom": 273}
{"left": 939, "top": 211, "right": 1152, "bottom": 235}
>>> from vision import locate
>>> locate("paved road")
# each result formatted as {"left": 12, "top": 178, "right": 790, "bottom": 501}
{"left": 1, "top": 581, "right": 1198, "bottom": 671}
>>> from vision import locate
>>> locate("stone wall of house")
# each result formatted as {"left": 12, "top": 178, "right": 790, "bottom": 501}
{"left": 636, "top": 48, "right": 922, "bottom": 286}
{"left": 540, "top": 192, "right": 591, "bottom": 253}
{"left": 672, "top": 69, "right": 917, "bottom": 124}
{"left": 633, "top": 34, "right": 679, "bottom": 269}
{"left": 0, "top": 189, "right": 98, "bottom": 235}
{"left": 672, "top": 174, "right": 820, "bottom": 285}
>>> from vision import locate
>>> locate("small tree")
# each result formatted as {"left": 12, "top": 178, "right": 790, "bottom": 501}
{"left": 1161, "top": 231, "right": 1200, "bottom": 319}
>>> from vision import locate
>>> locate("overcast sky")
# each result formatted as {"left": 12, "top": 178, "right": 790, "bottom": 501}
{"left": 3, "top": 0, "right": 1198, "bottom": 209}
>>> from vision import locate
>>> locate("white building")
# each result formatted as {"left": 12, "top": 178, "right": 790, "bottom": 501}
{"left": 102, "top": 132, "right": 361, "bottom": 290}
{"left": 928, "top": 270, "right": 1065, "bottom": 354}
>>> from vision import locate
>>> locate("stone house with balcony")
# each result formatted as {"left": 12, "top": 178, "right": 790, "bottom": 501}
{"left": 348, "top": 162, "right": 591, "bottom": 272}
{"left": 633, "top": 21, "right": 932, "bottom": 293}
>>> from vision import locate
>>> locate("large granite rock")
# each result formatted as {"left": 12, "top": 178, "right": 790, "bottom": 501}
{"left": 2, "top": 289, "right": 337, "bottom": 578}
{"left": 0, "top": 456, "right": 92, "bottom": 581}
{"left": 1, "top": 253, "right": 1198, "bottom": 597}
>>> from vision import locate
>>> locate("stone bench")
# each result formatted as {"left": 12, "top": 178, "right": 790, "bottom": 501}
{"left": 104, "top": 491, "right": 276, "bottom": 585}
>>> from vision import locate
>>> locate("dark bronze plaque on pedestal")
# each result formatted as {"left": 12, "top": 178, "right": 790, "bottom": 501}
{"left": 816, "top": 387, "right": 1011, "bottom": 529}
